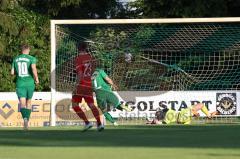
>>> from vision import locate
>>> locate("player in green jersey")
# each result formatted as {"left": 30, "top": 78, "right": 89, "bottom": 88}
{"left": 147, "top": 103, "right": 218, "bottom": 125}
{"left": 91, "top": 68, "right": 132, "bottom": 126}
{"left": 11, "top": 45, "right": 39, "bottom": 130}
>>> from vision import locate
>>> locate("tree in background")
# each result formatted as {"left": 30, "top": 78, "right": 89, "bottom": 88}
{"left": 1, "top": 0, "right": 240, "bottom": 91}
{"left": 0, "top": 0, "right": 50, "bottom": 91}
{"left": 127, "top": 0, "right": 240, "bottom": 18}
{"left": 0, "top": 0, "right": 125, "bottom": 91}
{"left": 20, "top": 0, "right": 125, "bottom": 18}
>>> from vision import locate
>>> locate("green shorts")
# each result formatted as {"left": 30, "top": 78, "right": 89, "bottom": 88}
{"left": 16, "top": 86, "right": 35, "bottom": 99}
{"left": 95, "top": 89, "right": 120, "bottom": 112}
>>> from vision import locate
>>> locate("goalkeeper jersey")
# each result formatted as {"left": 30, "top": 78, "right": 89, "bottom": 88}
{"left": 177, "top": 107, "right": 192, "bottom": 124}
{"left": 11, "top": 54, "right": 36, "bottom": 87}
{"left": 91, "top": 68, "right": 111, "bottom": 92}
{"left": 164, "top": 107, "right": 192, "bottom": 124}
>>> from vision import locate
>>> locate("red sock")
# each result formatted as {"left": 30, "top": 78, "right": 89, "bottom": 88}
{"left": 90, "top": 105, "right": 102, "bottom": 126}
{"left": 73, "top": 106, "right": 89, "bottom": 124}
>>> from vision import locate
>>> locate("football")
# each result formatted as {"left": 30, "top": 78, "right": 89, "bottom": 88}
{"left": 125, "top": 52, "right": 132, "bottom": 63}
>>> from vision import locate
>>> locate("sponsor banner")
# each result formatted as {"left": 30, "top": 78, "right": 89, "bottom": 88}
{"left": 0, "top": 92, "right": 98, "bottom": 127}
{"left": 0, "top": 92, "right": 51, "bottom": 127}
{"left": 0, "top": 100, "right": 50, "bottom": 127}
{"left": 0, "top": 91, "right": 239, "bottom": 127}
{"left": 53, "top": 91, "right": 240, "bottom": 118}
{"left": 216, "top": 93, "right": 237, "bottom": 115}
{"left": 111, "top": 91, "right": 240, "bottom": 118}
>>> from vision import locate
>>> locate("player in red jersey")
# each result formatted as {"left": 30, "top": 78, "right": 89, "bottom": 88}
{"left": 72, "top": 42, "right": 104, "bottom": 132}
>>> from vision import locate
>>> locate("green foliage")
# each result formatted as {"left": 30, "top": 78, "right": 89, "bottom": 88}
{"left": 89, "top": 26, "right": 154, "bottom": 74}
{"left": 89, "top": 26, "right": 155, "bottom": 59}
{"left": 1, "top": 0, "right": 240, "bottom": 92}
{"left": 89, "top": 28, "right": 128, "bottom": 73}
{"left": 128, "top": 0, "right": 240, "bottom": 18}
{"left": 20, "top": 0, "right": 122, "bottom": 18}
{"left": 0, "top": 2, "right": 50, "bottom": 91}
{"left": 56, "top": 36, "right": 77, "bottom": 66}
{"left": 132, "top": 26, "right": 155, "bottom": 48}
{"left": 0, "top": 0, "right": 124, "bottom": 92}
{"left": 88, "top": 26, "right": 157, "bottom": 90}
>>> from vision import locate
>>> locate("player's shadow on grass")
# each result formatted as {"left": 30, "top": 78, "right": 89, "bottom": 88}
{"left": 0, "top": 125, "right": 239, "bottom": 148}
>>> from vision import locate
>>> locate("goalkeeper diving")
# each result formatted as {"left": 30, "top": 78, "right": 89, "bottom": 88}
{"left": 91, "top": 68, "right": 132, "bottom": 126}
{"left": 147, "top": 103, "right": 218, "bottom": 125}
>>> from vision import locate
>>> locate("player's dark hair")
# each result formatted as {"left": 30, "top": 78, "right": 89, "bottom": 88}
{"left": 21, "top": 44, "right": 30, "bottom": 51}
{"left": 77, "top": 42, "right": 87, "bottom": 52}
{"left": 155, "top": 108, "right": 169, "bottom": 120}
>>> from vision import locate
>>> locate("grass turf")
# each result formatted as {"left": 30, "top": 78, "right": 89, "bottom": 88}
{"left": 0, "top": 125, "right": 240, "bottom": 159}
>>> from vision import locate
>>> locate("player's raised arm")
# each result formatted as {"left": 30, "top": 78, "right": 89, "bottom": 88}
{"left": 31, "top": 63, "right": 39, "bottom": 84}
{"left": 11, "top": 67, "right": 15, "bottom": 75}
{"left": 11, "top": 60, "right": 15, "bottom": 75}
{"left": 104, "top": 76, "right": 118, "bottom": 90}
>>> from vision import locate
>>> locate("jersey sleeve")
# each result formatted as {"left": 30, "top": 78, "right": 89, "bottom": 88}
{"left": 100, "top": 69, "right": 108, "bottom": 79}
{"left": 31, "top": 57, "right": 37, "bottom": 64}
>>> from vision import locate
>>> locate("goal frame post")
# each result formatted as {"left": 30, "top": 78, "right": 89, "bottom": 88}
{"left": 50, "top": 17, "right": 240, "bottom": 126}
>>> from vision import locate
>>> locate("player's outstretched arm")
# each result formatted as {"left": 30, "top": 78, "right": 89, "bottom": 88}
{"left": 31, "top": 64, "right": 39, "bottom": 84}
{"left": 11, "top": 60, "right": 15, "bottom": 75}
{"left": 105, "top": 76, "right": 118, "bottom": 90}
{"left": 11, "top": 68, "right": 15, "bottom": 75}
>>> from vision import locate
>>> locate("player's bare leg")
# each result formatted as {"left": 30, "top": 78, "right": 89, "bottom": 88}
{"left": 88, "top": 103, "right": 104, "bottom": 131}
{"left": 210, "top": 111, "right": 219, "bottom": 117}
{"left": 88, "top": 103, "right": 102, "bottom": 125}
{"left": 192, "top": 103, "right": 211, "bottom": 118}
{"left": 191, "top": 103, "right": 201, "bottom": 117}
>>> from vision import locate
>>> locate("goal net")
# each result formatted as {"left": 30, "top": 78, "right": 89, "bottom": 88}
{"left": 51, "top": 19, "right": 240, "bottom": 126}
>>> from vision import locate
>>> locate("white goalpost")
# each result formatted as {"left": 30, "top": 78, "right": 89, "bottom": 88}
{"left": 50, "top": 18, "right": 240, "bottom": 126}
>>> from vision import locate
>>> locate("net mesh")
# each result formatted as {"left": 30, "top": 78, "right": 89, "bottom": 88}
{"left": 55, "top": 23, "right": 240, "bottom": 92}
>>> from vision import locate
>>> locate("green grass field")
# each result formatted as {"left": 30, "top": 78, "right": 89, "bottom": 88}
{"left": 0, "top": 125, "right": 240, "bottom": 159}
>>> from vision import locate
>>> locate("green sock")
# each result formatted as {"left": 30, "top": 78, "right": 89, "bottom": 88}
{"left": 103, "top": 112, "right": 115, "bottom": 123}
{"left": 20, "top": 108, "right": 31, "bottom": 120}
{"left": 115, "top": 104, "right": 123, "bottom": 111}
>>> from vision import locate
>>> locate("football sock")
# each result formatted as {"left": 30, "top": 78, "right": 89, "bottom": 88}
{"left": 117, "top": 104, "right": 132, "bottom": 112}
{"left": 103, "top": 112, "right": 115, "bottom": 123}
{"left": 201, "top": 105, "right": 210, "bottom": 117}
{"left": 116, "top": 104, "right": 123, "bottom": 111}
{"left": 90, "top": 106, "right": 102, "bottom": 125}
{"left": 73, "top": 106, "right": 89, "bottom": 125}
{"left": 20, "top": 108, "right": 31, "bottom": 120}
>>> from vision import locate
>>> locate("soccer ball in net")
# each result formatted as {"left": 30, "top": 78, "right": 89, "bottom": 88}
{"left": 125, "top": 52, "right": 132, "bottom": 63}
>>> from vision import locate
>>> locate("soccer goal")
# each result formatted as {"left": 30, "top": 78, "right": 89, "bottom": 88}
{"left": 51, "top": 18, "right": 240, "bottom": 126}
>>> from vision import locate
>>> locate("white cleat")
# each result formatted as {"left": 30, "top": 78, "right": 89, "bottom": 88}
{"left": 82, "top": 122, "right": 93, "bottom": 132}
{"left": 113, "top": 122, "right": 119, "bottom": 126}
{"left": 23, "top": 118, "right": 29, "bottom": 131}
{"left": 121, "top": 105, "right": 132, "bottom": 112}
